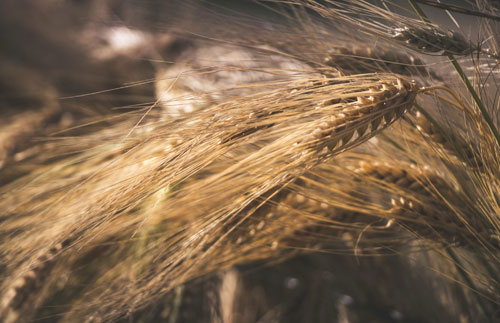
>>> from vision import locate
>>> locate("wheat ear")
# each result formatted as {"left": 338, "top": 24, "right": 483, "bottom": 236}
{"left": 392, "top": 26, "right": 473, "bottom": 56}
{"left": 0, "top": 105, "right": 59, "bottom": 170}
{"left": 274, "top": 157, "right": 493, "bottom": 250}
{"left": 298, "top": 75, "right": 418, "bottom": 159}
{"left": 352, "top": 161, "right": 492, "bottom": 247}
{"left": 0, "top": 240, "right": 70, "bottom": 323}
{"left": 324, "top": 46, "right": 436, "bottom": 78}
{"left": 55, "top": 74, "right": 419, "bottom": 321}
{"left": 411, "top": 111, "right": 484, "bottom": 169}
{"left": 294, "top": 1, "right": 475, "bottom": 56}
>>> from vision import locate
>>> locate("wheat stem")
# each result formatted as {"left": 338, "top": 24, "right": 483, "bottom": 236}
{"left": 408, "top": 0, "right": 432, "bottom": 24}
{"left": 447, "top": 56, "right": 500, "bottom": 146}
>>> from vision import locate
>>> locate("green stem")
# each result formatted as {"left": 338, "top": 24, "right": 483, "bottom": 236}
{"left": 379, "top": 132, "right": 417, "bottom": 164}
{"left": 448, "top": 56, "right": 500, "bottom": 146}
{"left": 408, "top": 0, "right": 432, "bottom": 24}
{"left": 169, "top": 286, "right": 184, "bottom": 323}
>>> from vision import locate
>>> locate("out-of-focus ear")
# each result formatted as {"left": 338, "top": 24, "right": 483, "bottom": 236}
{"left": 155, "top": 35, "right": 196, "bottom": 64}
